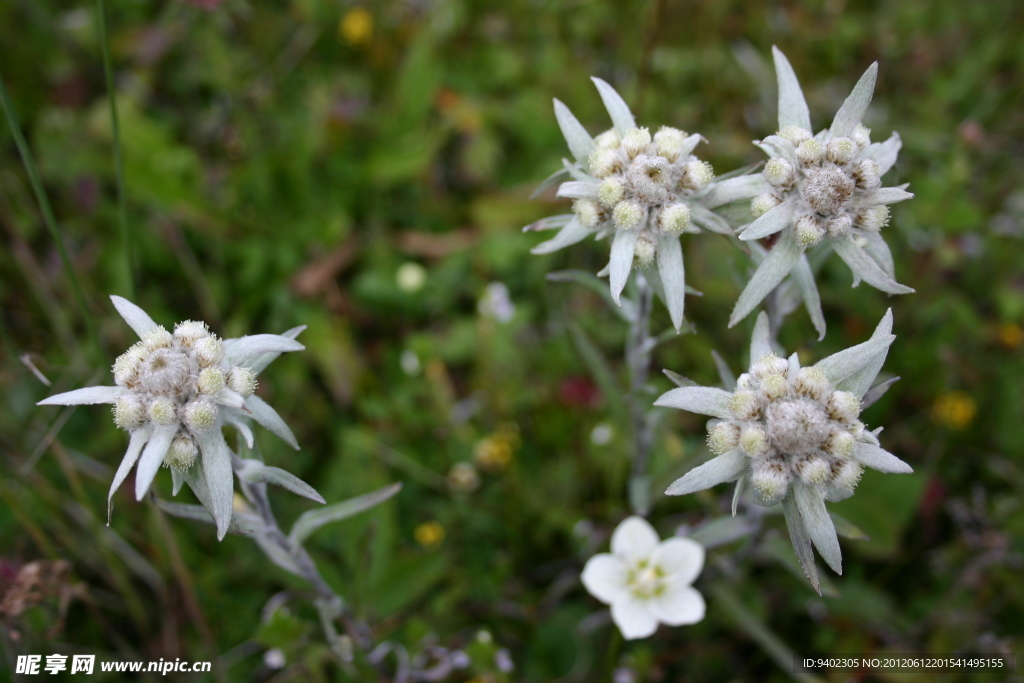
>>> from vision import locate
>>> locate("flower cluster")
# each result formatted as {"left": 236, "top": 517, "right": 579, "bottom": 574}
{"left": 529, "top": 78, "right": 734, "bottom": 332}
{"left": 581, "top": 516, "right": 705, "bottom": 640}
{"left": 655, "top": 310, "right": 912, "bottom": 592}
{"left": 38, "top": 296, "right": 305, "bottom": 539}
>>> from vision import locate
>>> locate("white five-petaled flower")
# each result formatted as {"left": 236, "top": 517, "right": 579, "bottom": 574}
{"left": 655, "top": 309, "right": 912, "bottom": 594}
{"left": 727, "top": 47, "right": 915, "bottom": 330}
{"left": 527, "top": 77, "right": 735, "bottom": 332}
{"left": 37, "top": 296, "right": 305, "bottom": 540}
{"left": 581, "top": 516, "right": 706, "bottom": 640}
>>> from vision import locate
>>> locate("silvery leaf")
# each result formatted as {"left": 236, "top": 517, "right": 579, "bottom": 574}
{"left": 665, "top": 448, "right": 748, "bottom": 496}
{"left": 531, "top": 217, "right": 592, "bottom": 255}
{"left": 609, "top": 229, "right": 640, "bottom": 305}
{"left": 815, "top": 314, "right": 895, "bottom": 386}
{"left": 110, "top": 295, "right": 158, "bottom": 339}
{"left": 794, "top": 483, "right": 842, "bottom": 575}
{"left": 196, "top": 429, "right": 234, "bottom": 540}
{"left": 134, "top": 425, "right": 176, "bottom": 501}
{"left": 656, "top": 234, "right": 686, "bottom": 333}
{"left": 654, "top": 386, "right": 733, "bottom": 419}
{"left": 749, "top": 311, "right": 773, "bottom": 364}
{"left": 591, "top": 77, "right": 636, "bottom": 135}
{"left": 245, "top": 395, "right": 299, "bottom": 450}
{"left": 835, "top": 309, "right": 894, "bottom": 398}
{"left": 729, "top": 229, "right": 803, "bottom": 327}
{"left": 237, "top": 459, "right": 326, "bottom": 504}
{"left": 289, "top": 482, "right": 403, "bottom": 545}
{"left": 711, "top": 350, "right": 736, "bottom": 391}
{"left": 831, "top": 236, "right": 914, "bottom": 295}
{"left": 829, "top": 62, "right": 878, "bottom": 139}
{"left": 108, "top": 426, "right": 152, "bottom": 522}
{"left": 701, "top": 174, "right": 769, "bottom": 209}
{"left": 689, "top": 202, "right": 733, "bottom": 235}
{"left": 555, "top": 181, "right": 598, "bottom": 199}
{"left": 553, "top": 98, "right": 596, "bottom": 165}
{"left": 772, "top": 46, "right": 812, "bottom": 131}
{"left": 863, "top": 132, "right": 902, "bottom": 176}
{"left": 38, "top": 385, "right": 126, "bottom": 406}
{"left": 223, "top": 335, "right": 305, "bottom": 367}
{"left": 851, "top": 442, "right": 913, "bottom": 473}
{"left": 782, "top": 493, "right": 820, "bottom": 594}
{"left": 739, "top": 202, "right": 793, "bottom": 241}
{"left": 860, "top": 376, "right": 900, "bottom": 409}
{"left": 791, "top": 253, "right": 826, "bottom": 341}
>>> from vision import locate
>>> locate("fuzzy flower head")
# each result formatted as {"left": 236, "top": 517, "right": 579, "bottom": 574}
{"left": 581, "top": 516, "right": 705, "bottom": 640}
{"left": 38, "top": 296, "right": 306, "bottom": 540}
{"left": 527, "top": 78, "right": 735, "bottom": 332}
{"left": 655, "top": 310, "right": 912, "bottom": 593}
{"left": 729, "top": 47, "right": 915, "bottom": 330}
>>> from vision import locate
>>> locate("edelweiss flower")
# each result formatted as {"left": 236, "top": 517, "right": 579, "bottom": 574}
{"left": 655, "top": 310, "right": 912, "bottom": 592}
{"left": 528, "top": 78, "right": 735, "bottom": 332}
{"left": 38, "top": 296, "right": 305, "bottom": 539}
{"left": 581, "top": 516, "right": 705, "bottom": 640}
{"left": 729, "top": 47, "right": 915, "bottom": 329}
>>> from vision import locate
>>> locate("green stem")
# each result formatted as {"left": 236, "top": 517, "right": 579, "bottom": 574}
{"left": 0, "top": 72, "right": 102, "bottom": 358}
{"left": 95, "top": 0, "right": 134, "bottom": 297}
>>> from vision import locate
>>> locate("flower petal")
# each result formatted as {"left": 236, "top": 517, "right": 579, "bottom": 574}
{"left": 829, "top": 62, "right": 878, "bottom": 139}
{"left": 665, "top": 448, "right": 748, "bottom": 496}
{"left": 591, "top": 77, "right": 636, "bottom": 136}
{"left": 702, "top": 174, "right": 769, "bottom": 209}
{"left": 815, "top": 315, "right": 895, "bottom": 386}
{"left": 749, "top": 311, "right": 772, "bottom": 364}
{"left": 530, "top": 217, "right": 592, "bottom": 255}
{"left": 782, "top": 493, "right": 820, "bottom": 594}
{"left": 581, "top": 553, "right": 628, "bottom": 605}
{"left": 654, "top": 386, "right": 732, "bottom": 419}
{"left": 656, "top": 234, "right": 686, "bottom": 333}
{"left": 649, "top": 583, "right": 705, "bottom": 626}
{"left": 794, "top": 483, "right": 842, "bottom": 575}
{"left": 772, "top": 46, "right": 812, "bottom": 131}
{"left": 611, "top": 595, "right": 659, "bottom": 640}
{"left": 133, "top": 425, "right": 177, "bottom": 500}
{"left": 107, "top": 426, "right": 152, "bottom": 522}
{"left": 196, "top": 429, "right": 234, "bottom": 540}
{"left": 553, "top": 98, "right": 596, "bottom": 165}
{"left": 792, "top": 253, "right": 826, "bottom": 341}
{"left": 729, "top": 229, "right": 803, "bottom": 327}
{"left": 110, "top": 295, "right": 158, "bottom": 339}
{"left": 851, "top": 442, "right": 913, "bottom": 473}
{"left": 555, "top": 181, "right": 598, "bottom": 199}
{"left": 245, "top": 395, "right": 299, "bottom": 450}
{"left": 835, "top": 309, "right": 894, "bottom": 398}
{"left": 654, "top": 537, "right": 705, "bottom": 586}
{"left": 866, "top": 187, "right": 914, "bottom": 205}
{"left": 38, "top": 385, "right": 125, "bottom": 406}
{"left": 245, "top": 325, "right": 307, "bottom": 375}
{"left": 831, "top": 235, "right": 914, "bottom": 295}
{"left": 609, "top": 229, "right": 640, "bottom": 305}
{"left": 611, "top": 516, "right": 660, "bottom": 561}
{"left": 223, "top": 334, "right": 305, "bottom": 367}
{"left": 739, "top": 201, "right": 793, "bottom": 241}
{"left": 863, "top": 132, "right": 902, "bottom": 176}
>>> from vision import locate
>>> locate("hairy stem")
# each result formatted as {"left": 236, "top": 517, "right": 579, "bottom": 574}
{"left": 626, "top": 273, "right": 656, "bottom": 516}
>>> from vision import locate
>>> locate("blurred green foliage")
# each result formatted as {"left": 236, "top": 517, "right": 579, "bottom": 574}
{"left": 1, "top": 0, "right": 1022, "bottom": 680}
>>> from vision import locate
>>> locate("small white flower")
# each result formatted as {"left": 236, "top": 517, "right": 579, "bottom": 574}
{"left": 581, "top": 516, "right": 705, "bottom": 640}
{"left": 37, "top": 296, "right": 306, "bottom": 540}
{"left": 528, "top": 79, "right": 736, "bottom": 333}
{"left": 655, "top": 310, "right": 912, "bottom": 593}
{"left": 729, "top": 47, "right": 915, "bottom": 330}
{"left": 478, "top": 282, "right": 516, "bottom": 324}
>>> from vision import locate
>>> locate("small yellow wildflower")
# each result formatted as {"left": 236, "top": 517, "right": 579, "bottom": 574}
{"left": 339, "top": 7, "right": 372, "bottom": 47}
{"left": 998, "top": 322, "right": 1023, "bottom": 349}
{"left": 414, "top": 521, "right": 445, "bottom": 549}
{"left": 932, "top": 391, "right": 976, "bottom": 429}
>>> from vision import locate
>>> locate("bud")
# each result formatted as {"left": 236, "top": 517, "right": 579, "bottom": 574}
{"left": 797, "top": 455, "right": 831, "bottom": 485}
{"left": 680, "top": 160, "right": 714, "bottom": 191}
{"left": 750, "top": 458, "right": 789, "bottom": 505}
{"left": 830, "top": 458, "right": 863, "bottom": 491}
{"left": 751, "top": 353, "right": 788, "bottom": 379}
{"left": 764, "top": 158, "right": 796, "bottom": 188}
{"left": 795, "top": 214, "right": 826, "bottom": 247}
{"left": 729, "top": 389, "right": 762, "bottom": 420}
{"left": 573, "top": 199, "right": 603, "bottom": 229}
{"left": 174, "top": 320, "right": 210, "bottom": 347}
{"left": 826, "top": 137, "right": 856, "bottom": 164}
{"left": 796, "top": 139, "right": 823, "bottom": 165}
{"left": 736, "top": 373, "right": 755, "bottom": 391}
{"left": 164, "top": 434, "right": 198, "bottom": 471}
{"left": 194, "top": 336, "right": 224, "bottom": 367}
{"left": 598, "top": 178, "right": 625, "bottom": 207}
{"left": 633, "top": 233, "right": 657, "bottom": 267}
{"left": 113, "top": 394, "right": 147, "bottom": 430}
{"left": 183, "top": 400, "right": 218, "bottom": 433}
{"left": 827, "top": 391, "right": 861, "bottom": 423}
{"left": 198, "top": 367, "right": 226, "bottom": 395}
{"left": 148, "top": 397, "right": 177, "bottom": 426}
{"left": 227, "top": 367, "right": 258, "bottom": 397}
{"left": 594, "top": 128, "right": 622, "bottom": 149}
{"left": 852, "top": 159, "right": 881, "bottom": 189}
{"left": 825, "top": 428, "right": 856, "bottom": 458}
{"left": 779, "top": 125, "right": 812, "bottom": 146}
{"left": 113, "top": 343, "right": 148, "bottom": 387}
{"left": 857, "top": 205, "right": 890, "bottom": 232}
{"left": 803, "top": 167, "right": 855, "bottom": 214}
{"left": 851, "top": 124, "right": 871, "bottom": 149}
{"left": 659, "top": 203, "right": 691, "bottom": 235}
{"left": 654, "top": 126, "right": 688, "bottom": 161}
{"left": 825, "top": 212, "right": 852, "bottom": 239}
{"left": 622, "top": 127, "right": 652, "bottom": 159}
{"left": 751, "top": 192, "right": 782, "bottom": 218}
{"left": 612, "top": 201, "right": 646, "bottom": 230}
{"left": 588, "top": 148, "right": 621, "bottom": 178}
{"left": 143, "top": 326, "right": 174, "bottom": 352}
{"left": 707, "top": 422, "right": 740, "bottom": 454}
{"left": 794, "top": 367, "right": 830, "bottom": 402}
{"left": 761, "top": 373, "right": 789, "bottom": 400}
{"left": 740, "top": 425, "right": 770, "bottom": 457}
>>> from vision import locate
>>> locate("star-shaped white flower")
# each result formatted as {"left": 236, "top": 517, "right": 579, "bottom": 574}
{"left": 38, "top": 296, "right": 305, "bottom": 540}
{"left": 729, "top": 47, "right": 915, "bottom": 329}
{"left": 655, "top": 309, "right": 912, "bottom": 593}
{"left": 528, "top": 77, "right": 736, "bottom": 332}
{"left": 581, "top": 516, "right": 706, "bottom": 640}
